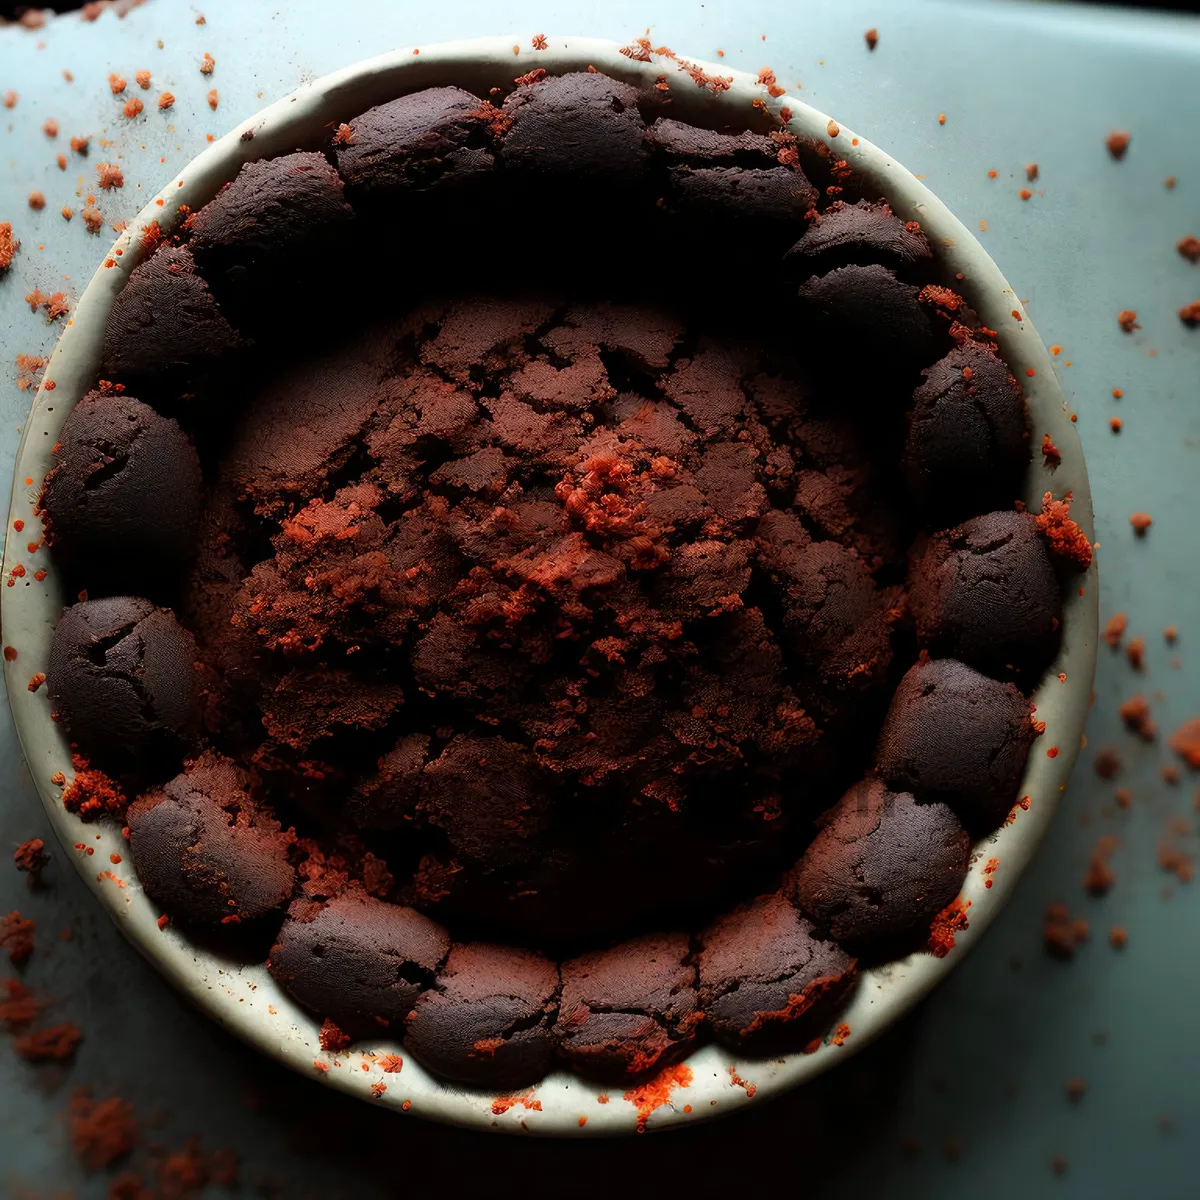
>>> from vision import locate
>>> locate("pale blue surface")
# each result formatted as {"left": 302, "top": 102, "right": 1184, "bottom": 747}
{"left": 1, "top": 1, "right": 1199, "bottom": 1196}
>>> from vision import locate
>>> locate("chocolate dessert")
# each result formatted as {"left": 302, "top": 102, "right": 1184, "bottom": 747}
{"left": 39, "top": 67, "right": 1077, "bottom": 1088}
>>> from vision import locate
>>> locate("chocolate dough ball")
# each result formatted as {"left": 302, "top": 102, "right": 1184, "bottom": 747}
{"left": 645, "top": 118, "right": 779, "bottom": 167}
{"left": 556, "top": 933, "right": 700, "bottom": 1081}
{"left": 100, "top": 245, "right": 240, "bottom": 388}
{"left": 48, "top": 596, "right": 198, "bottom": 766}
{"left": 420, "top": 735, "right": 551, "bottom": 867}
{"left": 795, "top": 263, "right": 935, "bottom": 363}
{"left": 697, "top": 893, "right": 858, "bottom": 1054}
{"left": 875, "top": 657, "right": 1036, "bottom": 831}
{"left": 187, "top": 151, "right": 355, "bottom": 276}
{"left": 501, "top": 72, "right": 649, "bottom": 186}
{"left": 665, "top": 165, "right": 817, "bottom": 239}
{"left": 909, "top": 509, "right": 1061, "bottom": 682}
{"left": 39, "top": 392, "right": 201, "bottom": 582}
{"left": 783, "top": 199, "right": 932, "bottom": 277}
{"left": 127, "top": 752, "right": 293, "bottom": 927}
{"left": 784, "top": 778, "right": 970, "bottom": 951}
{"left": 904, "top": 342, "right": 1028, "bottom": 520}
{"left": 334, "top": 86, "right": 496, "bottom": 202}
{"left": 404, "top": 942, "right": 559, "bottom": 1088}
{"left": 269, "top": 889, "right": 449, "bottom": 1034}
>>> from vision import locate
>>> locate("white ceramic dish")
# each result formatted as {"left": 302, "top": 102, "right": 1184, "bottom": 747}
{"left": 1, "top": 34, "right": 1097, "bottom": 1135}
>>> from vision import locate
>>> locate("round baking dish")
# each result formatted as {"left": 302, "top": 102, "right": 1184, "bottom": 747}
{"left": 1, "top": 34, "right": 1097, "bottom": 1135}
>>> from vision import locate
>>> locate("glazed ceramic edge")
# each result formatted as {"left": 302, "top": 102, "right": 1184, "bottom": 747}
{"left": 0, "top": 34, "right": 1098, "bottom": 1137}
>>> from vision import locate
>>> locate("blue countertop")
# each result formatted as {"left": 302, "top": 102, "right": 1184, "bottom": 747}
{"left": 2, "top": 1, "right": 1199, "bottom": 1196}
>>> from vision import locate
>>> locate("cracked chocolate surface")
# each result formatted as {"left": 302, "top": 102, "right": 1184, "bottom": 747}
{"left": 784, "top": 778, "right": 970, "bottom": 950}
{"left": 556, "top": 932, "right": 700, "bottom": 1081}
{"left": 127, "top": 751, "right": 293, "bottom": 927}
{"left": 269, "top": 889, "right": 450, "bottom": 1035}
{"left": 38, "top": 392, "right": 201, "bottom": 580}
{"left": 404, "top": 942, "right": 560, "bottom": 1087}
{"left": 875, "top": 657, "right": 1036, "bottom": 830}
{"left": 909, "top": 509, "right": 1062, "bottom": 682}
{"left": 784, "top": 198, "right": 932, "bottom": 276}
{"left": 697, "top": 892, "right": 858, "bottom": 1054}
{"left": 48, "top": 595, "right": 198, "bottom": 767}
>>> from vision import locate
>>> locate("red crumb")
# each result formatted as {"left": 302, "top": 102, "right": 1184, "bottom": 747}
{"left": 1119, "top": 694, "right": 1156, "bottom": 741}
{"left": 1044, "top": 902, "right": 1090, "bottom": 959}
{"left": 1115, "top": 787, "right": 1133, "bottom": 809}
{"left": 1104, "top": 613, "right": 1127, "bottom": 648}
{"left": 81, "top": 205, "right": 103, "bottom": 233}
{"left": 490, "top": 1091, "right": 543, "bottom": 1116}
{"left": 624, "top": 1063, "right": 693, "bottom": 1133}
{"left": 1109, "top": 926, "right": 1128, "bottom": 949}
{"left": 1, "top": 911, "right": 36, "bottom": 965}
{"left": 1166, "top": 175, "right": 1177, "bottom": 189}
{"left": 1157, "top": 829, "right": 1194, "bottom": 883}
{"left": 1047, "top": 746, "right": 1059, "bottom": 759}
{"left": 1162, "top": 766, "right": 1180, "bottom": 786}
{"left": 2, "top": 90, "right": 16, "bottom": 108}
{"left": 1106, "top": 130, "right": 1131, "bottom": 160}
{"left": 865, "top": 28, "right": 879, "bottom": 50}
{"left": 1066, "top": 1077, "right": 1086, "bottom": 1102}
{"left": 1, "top": 978, "right": 40, "bottom": 1029}
{"left": 514, "top": 67, "right": 547, "bottom": 87}
{"left": 157, "top": 92, "right": 175, "bottom": 110}
{"left": 1018, "top": 188, "right": 1032, "bottom": 201}
{"left": 727, "top": 1065, "right": 757, "bottom": 1096}
{"left": 1165, "top": 626, "right": 1178, "bottom": 644}
{"left": 135, "top": 70, "right": 151, "bottom": 89}
{"left": 987, "top": 169, "right": 998, "bottom": 179}
{"left": 56, "top": 152, "right": 67, "bottom": 170}
{"left": 15, "top": 1022, "right": 83, "bottom": 1062}
{"left": 1084, "top": 835, "right": 1119, "bottom": 895}
{"left": 312, "top": 1059, "right": 330, "bottom": 1072}
{"left": 61, "top": 206, "right": 73, "bottom": 221}
{"left": 42, "top": 118, "right": 58, "bottom": 138}
{"left": 1026, "top": 162, "right": 1039, "bottom": 181}
{"left": 28, "top": 192, "right": 45, "bottom": 211}
{"left": 371, "top": 1081, "right": 387, "bottom": 1097}
{"left": 207, "top": 88, "right": 219, "bottom": 110}
{"left": 378, "top": 1053, "right": 403, "bottom": 1073}
{"left": 140, "top": 220, "right": 164, "bottom": 255}
{"left": 319, "top": 1018, "right": 352, "bottom": 1051}
{"left": 928, "top": 898, "right": 972, "bottom": 958}
{"left": 0, "top": 223, "right": 18, "bottom": 270}
{"left": 332, "top": 123, "right": 354, "bottom": 146}
{"left": 826, "top": 119, "right": 840, "bottom": 139}
{"left": 24, "top": 289, "right": 70, "bottom": 320}
{"left": 577, "top": 1114, "right": 587, "bottom": 1126}
{"left": 1110, "top": 417, "right": 1123, "bottom": 433}
{"left": 1125, "top": 635, "right": 1146, "bottom": 671}
{"left": 69, "top": 1092, "right": 138, "bottom": 1170}
{"left": 96, "top": 162, "right": 124, "bottom": 189}
{"left": 1178, "top": 236, "right": 1200, "bottom": 264}
{"left": 1041, "top": 434, "right": 1061, "bottom": 468}
{"left": 123, "top": 97, "right": 144, "bottom": 119}
{"left": 1117, "top": 309, "right": 1139, "bottom": 333}
{"left": 531, "top": 34, "right": 548, "bottom": 50}
{"left": 1179, "top": 301, "right": 1200, "bottom": 327}
{"left": 1035, "top": 491, "right": 1092, "bottom": 571}
{"left": 1129, "top": 511, "right": 1153, "bottom": 536}
{"left": 918, "top": 283, "right": 964, "bottom": 312}
{"left": 1094, "top": 747, "right": 1121, "bottom": 779}
{"left": 200, "top": 51, "right": 215, "bottom": 74}
{"left": 13, "top": 838, "right": 48, "bottom": 882}
{"left": 156, "top": 914, "right": 169, "bottom": 930}
{"left": 1169, "top": 717, "right": 1200, "bottom": 768}
{"left": 62, "top": 762, "right": 128, "bottom": 822}
{"left": 938, "top": 113, "right": 946, "bottom": 125}
{"left": 108, "top": 73, "right": 126, "bottom": 94}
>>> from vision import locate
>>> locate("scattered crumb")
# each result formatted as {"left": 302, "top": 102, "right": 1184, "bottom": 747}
{"left": 1119, "top": 694, "right": 1156, "bottom": 741}
{"left": 68, "top": 1092, "right": 138, "bottom": 1171}
{"left": 1035, "top": 492, "right": 1092, "bottom": 571}
{"left": 1109, "top": 926, "right": 1128, "bottom": 949}
{"left": 1084, "top": 835, "right": 1119, "bottom": 895}
{"left": 1, "top": 910, "right": 36, "bottom": 964}
{"left": 24, "top": 289, "right": 69, "bottom": 320}
{"left": 1115, "top": 787, "right": 1133, "bottom": 809}
{"left": 14, "top": 1022, "right": 83, "bottom": 1063}
{"left": 1050, "top": 1155, "right": 1069, "bottom": 1177}
{"left": 81, "top": 205, "right": 103, "bottom": 233}
{"left": 1044, "top": 902, "right": 1089, "bottom": 959}
{"left": 135, "top": 69, "right": 151, "bottom": 89}
{"left": 1018, "top": 188, "right": 1032, "bottom": 201}
{"left": 1165, "top": 626, "right": 1178, "bottom": 645}
{"left": 108, "top": 72, "right": 126, "bottom": 94}
{"left": 1162, "top": 765, "right": 1180, "bottom": 786}
{"left": 200, "top": 51, "right": 215, "bottom": 74}
{"left": 96, "top": 162, "right": 123, "bottom": 189}
{"left": 42, "top": 117, "right": 58, "bottom": 138}
{"left": 1178, "top": 235, "right": 1200, "bottom": 264}
{"left": 123, "top": 97, "right": 144, "bottom": 119}
{"left": 937, "top": 113, "right": 946, "bottom": 125}
{"left": 1066, "top": 1077, "right": 1086, "bottom": 1102}
{"left": 865, "top": 27, "right": 878, "bottom": 50}
{"left": 1110, "top": 417, "right": 1123, "bottom": 433}
{"left": 1041, "top": 434, "right": 1061, "bottom": 467}
{"left": 70, "top": 135, "right": 89, "bottom": 155}
{"left": 28, "top": 192, "right": 45, "bottom": 211}
{"left": 2, "top": 90, "right": 16, "bottom": 109}
{"left": 13, "top": 838, "right": 48, "bottom": 883}
{"left": 1106, "top": 130, "right": 1131, "bottom": 160}
{"left": 1126, "top": 636, "right": 1145, "bottom": 671}
{"left": 1025, "top": 163, "right": 1038, "bottom": 181}
{"left": 0, "top": 223, "right": 19, "bottom": 270}
{"left": 1169, "top": 717, "right": 1200, "bottom": 768}
{"left": 1094, "top": 747, "right": 1121, "bottom": 779}
{"left": 157, "top": 92, "right": 175, "bottom": 110}
{"left": 1165, "top": 176, "right": 1177, "bottom": 189}
{"left": 1179, "top": 301, "right": 1200, "bottom": 327}
{"left": 207, "top": 88, "right": 218, "bottom": 110}
{"left": 1117, "top": 309, "right": 1139, "bottom": 333}
{"left": 1129, "top": 511, "right": 1153, "bottom": 536}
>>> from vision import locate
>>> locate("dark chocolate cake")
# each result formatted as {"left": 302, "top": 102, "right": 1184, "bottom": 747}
{"left": 38, "top": 67, "right": 1083, "bottom": 1090}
